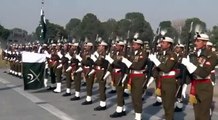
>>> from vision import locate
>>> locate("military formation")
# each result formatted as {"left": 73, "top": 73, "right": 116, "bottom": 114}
{"left": 1, "top": 32, "right": 218, "bottom": 120}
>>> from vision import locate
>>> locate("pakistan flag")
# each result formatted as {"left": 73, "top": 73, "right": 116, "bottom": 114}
{"left": 22, "top": 52, "right": 46, "bottom": 90}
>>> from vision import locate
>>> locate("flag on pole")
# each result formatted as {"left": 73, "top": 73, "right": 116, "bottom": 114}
{"left": 40, "top": 5, "right": 47, "bottom": 42}
{"left": 22, "top": 52, "right": 46, "bottom": 90}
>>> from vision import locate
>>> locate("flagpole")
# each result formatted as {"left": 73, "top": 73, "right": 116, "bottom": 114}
{"left": 40, "top": 0, "right": 47, "bottom": 43}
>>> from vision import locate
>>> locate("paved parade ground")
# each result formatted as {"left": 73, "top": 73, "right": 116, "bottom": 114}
{"left": 0, "top": 68, "right": 218, "bottom": 120}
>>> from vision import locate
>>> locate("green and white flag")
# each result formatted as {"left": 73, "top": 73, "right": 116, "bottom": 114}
{"left": 40, "top": 6, "right": 47, "bottom": 42}
{"left": 22, "top": 52, "right": 46, "bottom": 90}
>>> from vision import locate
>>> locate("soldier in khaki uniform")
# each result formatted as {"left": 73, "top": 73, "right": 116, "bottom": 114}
{"left": 90, "top": 41, "right": 109, "bottom": 111}
{"left": 53, "top": 43, "right": 70, "bottom": 94}
{"left": 149, "top": 37, "right": 178, "bottom": 120}
{"left": 105, "top": 40, "right": 128, "bottom": 118}
{"left": 206, "top": 41, "right": 216, "bottom": 117}
{"left": 69, "top": 42, "right": 83, "bottom": 101}
{"left": 17, "top": 45, "right": 22, "bottom": 78}
{"left": 47, "top": 46, "right": 59, "bottom": 90}
{"left": 206, "top": 42, "right": 216, "bottom": 85}
{"left": 53, "top": 43, "right": 63, "bottom": 93}
{"left": 181, "top": 34, "right": 217, "bottom": 120}
{"left": 80, "top": 41, "right": 95, "bottom": 105}
{"left": 122, "top": 38, "right": 148, "bottom": 120}
{"left": 61, "top": 43, "right": 73, "bottom": 96}
{"left": 174, "top": 43, "right": 187, "bottom": 112}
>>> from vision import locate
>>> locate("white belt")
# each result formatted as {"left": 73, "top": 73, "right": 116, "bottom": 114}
{"left": 84, "top": 66, "right": 90, "bottom": 69}
{"left": 161, "top": 71, "right": 176, "bottom": 76}
{"left": 211, "top": 70, "right": 215, "bottom": 73}
{"left": 113, "top": 68, "right": 121, "bottom": 72}
{"left": 131, "top": 70, "right": 144, "bottom": 74}
{"left": 96, "top": 66, "right": 104, "bottom": 70}
{"left": 196, "top": 75, "right": 211, "bottom": 79}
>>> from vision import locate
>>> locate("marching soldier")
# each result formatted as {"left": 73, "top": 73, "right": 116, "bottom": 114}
{"left": 53, "top": 43, "right": 64, "bottom": 93}
{"left": 147, "top": 43, "right": 163, "bottom": 106}
{"left": 149, "top": 37, "right": 178, "bottom": 120}
{"left": 181, "top": 33, "right": 217, "bottom": 120}
{"left": 16, "top": 45, "right": 22, "bottom": 78}
{"left": 122, "top": 38, "right": 148, "bottom": 120}
{"left": 206, "top": 41, "right": 216, "bottom": 86}
{"left": 47, "top": 44, "right": 59, "bottom": 90}
{"left": 90, "top": 41, "right": 110, "bottom": 111}
{"left": 173, "top": 43, "right": 188, "bottom": 112}
{"left": 68, "top": 42, "right": 83, "bottom": 100}
{"left": 105, "top": 40, "right": 128, "bottom": 118}
{"left": 80, "top": 41, "right": 95, "bottom": 105}
{"left": 40, "top": 43, "right": 50, "bottom": 87}
{"left": 206, "top": 41, "right": 216, "bottom": 118}
{"left": 107, "top": 43, "right": 117, "bottom": 94}
{"left": 61, "top": 43, "right": 73, "bottom": 96}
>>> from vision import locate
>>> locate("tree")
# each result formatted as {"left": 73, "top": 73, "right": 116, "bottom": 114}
{"left": 124, "top": 12, "right": 153, "bottom": 42}
{"left": 65, "top": 18, "right": 81, "bottom": 39}
{"left": 159, "top": 21, "right": 179, "bottom": 42}
{"left": 0, "top": 25, "right": 10, "bottom": 40}
{"left": 209, "top": 26, "right": 218, "bottom": 47}
{"left": 117, "top": 19, "right": 131, "bottom": 39}
{"left": 80, "top": 13, "right": 101, "bottom": 42}
{"left": 101, "top": 18, "right": 118, "bottom": 40}
{"left": 181, "top": 18, "right": 206, "bottom": 44}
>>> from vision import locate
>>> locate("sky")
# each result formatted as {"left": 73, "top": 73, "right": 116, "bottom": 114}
{"left": 0, "top": 0, "right": 217, "bottom": 34}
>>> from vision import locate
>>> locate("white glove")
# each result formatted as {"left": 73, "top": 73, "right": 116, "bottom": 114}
{"left": 103, "top": 71, "right": 111, "bottom": 80}
{"left": 121, "top": 74, "right": 128, "bottom": 84}
{"left": 57, "top": 52, "right": 63, "bottom": 58}
{"left": 57, "top": 64, "right": 62, "bottom": 69}
{"left": 75, "top": 67, "right": 83, "bottom": 73}
{"left": 212, "top": 81, "right": 216, "bottom": 86}
{"left": 66, "top": 66, "right": 72, "bottom": 72}
{"left": 182, "top": 84, "right": 187, "bottom": 98}
{"left": 88, "top": 69, "right": 95, "bottom": 76}
{"left": 148, "top": 54, "right": 160, "bottom": 66}
{"left": 65, "top": 53, "right": 72, "bottom": 60}
{"left": 181, "top": 58, "right": 197, "bottom": 74}
{"left": 90, "top": 54, "right": 97, "bottom": 62}
{"left": 121, "top": 57, "right": 132, "bottom": 68}
{"left": 75, "top": 54, "right": 82, "bottom": 62}
{"left": 93, "top": 51, "right": 99, "bottom": 58}
{"left": 46, "top": 54, "right": 51, "bottom": 59}
{"left": 105, "top": 54, "right": 114, "bottom": 64}
{"left": 146, "top": 77, "right": 154, "bottom": 88}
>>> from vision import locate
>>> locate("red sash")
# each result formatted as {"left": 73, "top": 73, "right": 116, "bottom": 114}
{"left": 128, "top": 73, "right": 144, "bottom": 85}
{"left": 190, "top": 79, "right": 211, "bottom": 95}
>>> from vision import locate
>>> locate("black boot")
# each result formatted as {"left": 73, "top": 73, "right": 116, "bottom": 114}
{"left": 70, "top": 96, "right": 80, "bottom": 101}
{"left": 81, "top": 82, "right": 86, "bottom": 86}
{"left": 123, "top": 92, "right": 129, "bottom": 97}
{"left": 152, "top": 101, "right": 162, "bottom": 106}
{"left": 94, "top": 106, "right": 106, "bottom": 111}
{"left": 46, "top": 86, "right": 56, "bottom": 90}
{"left": 108, "top": 90, "right": 116, "bottom": 94}
{"left": 81, "top": 101, "right": 92, "bottom": 105}
{"left": 174, "top": 107, "right": 183, "bottom": 112}
{"left": 62, "top": 92, "right": 71, "bottom": 97}
{"left": 110, "top": 111, "right": 126, "bottom": 118}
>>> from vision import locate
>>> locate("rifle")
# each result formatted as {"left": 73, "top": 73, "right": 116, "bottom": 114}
{"left": 101, "top": 36, "right": 113, "bottom": 81}
{"left": 175, "top": 22, "right": 193, "bottom": 97}
{"left": 117, "top": 31, "right": 130, "bottom": 86}
{"left": 142, "top": 27, "right": 161, "bottom": 89}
